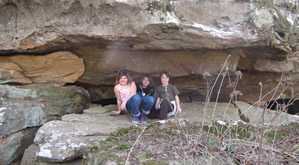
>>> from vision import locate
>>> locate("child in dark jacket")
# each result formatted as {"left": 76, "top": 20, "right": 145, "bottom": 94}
{"left": 136, "top": 76, "right": 156, "bottom": 121}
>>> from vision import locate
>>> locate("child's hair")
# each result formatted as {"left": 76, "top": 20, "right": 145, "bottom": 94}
{"left": 115, "top": 69, "right": 133, "bottom": 84}
{"left": 160, "top": 71, "right": 170, "bottom": 78}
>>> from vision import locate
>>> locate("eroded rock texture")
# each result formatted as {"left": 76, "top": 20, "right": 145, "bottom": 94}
{"left": 0, "top": 0, "right": 298, "bottom": 101}
{"left": 0, "top": 0, "right": 263, "bottom": 51}
{"left": 0, "top": 51, "right": 84, "bottom": 84}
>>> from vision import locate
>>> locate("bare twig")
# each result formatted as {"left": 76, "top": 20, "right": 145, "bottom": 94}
{"left": 125, "top": 126, "right": 146, "bottom": 165}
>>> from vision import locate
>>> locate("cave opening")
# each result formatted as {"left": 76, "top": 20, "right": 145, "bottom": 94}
{"left": 266, "top": 98, "right": 299, "bottom": 115}
{"left": 93, "top": 98, "right": 117, "bottom": 106}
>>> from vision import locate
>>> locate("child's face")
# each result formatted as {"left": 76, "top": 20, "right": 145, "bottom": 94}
{"left": 160, "top": 74, "right": 169, "bottom": 86}
{"left": 119, "top": 76, "right": 128, "bottom": 85}
{"left": 142, "top": 77, "right": 150, "bottom": 87}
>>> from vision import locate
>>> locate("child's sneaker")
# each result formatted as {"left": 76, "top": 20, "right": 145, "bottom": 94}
{"left": 158, "top": 119, "right": 167, "bottom": 124}
{"left": 139, "top": 113, "right": 148, "bottom": 125}
{"left": 167, "top": 108, "right": 177, "bottom": 118}
{"left": 131, "top": 116, "right": 141, "bottom": 125}
{"left": 141, "top": 109, "right": 150, "bottom": 115}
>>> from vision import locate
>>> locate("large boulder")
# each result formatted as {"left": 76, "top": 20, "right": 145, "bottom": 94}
{"left": 0, "top": 84, "right": 90, "bottom": 136}
{"left": 33, "top": 105, "right": 130, "bottom": 163}
{"left": 0, "top": 101, "right": 46, "bottom": 136}
{"left": 0, "top": 128, "right": 37, "bottom": 165}
{"left": 0, "top": 51, "right": 84, "bottom": 85}
{"left": 234, "top": 101, "right": 299, "bottom": 127}
{"left": 179, "top": 101, "right": 299, "bottom": 126}
{"left": 0, "top": 84, "right": 90, "bottom": 165}
{"left": 21, "top": 145, "right": 83, "bottom": 165}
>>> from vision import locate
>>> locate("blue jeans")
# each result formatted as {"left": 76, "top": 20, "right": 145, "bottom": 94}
{"left": 126, "top": 95, "right": 155, "bottom": 118}
{"left": 141, "top": 96, "right": 155, "bottom": 115}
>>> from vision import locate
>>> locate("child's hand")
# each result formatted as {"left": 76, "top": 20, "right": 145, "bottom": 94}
{"left": 177, "top": 107, "right": 182, "bottom": 113}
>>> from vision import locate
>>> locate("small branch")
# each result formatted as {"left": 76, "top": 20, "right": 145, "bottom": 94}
{"left": 125, "top": 126, "right": 146, "bottom": 165}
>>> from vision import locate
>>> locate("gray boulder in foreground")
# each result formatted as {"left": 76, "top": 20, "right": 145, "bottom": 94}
{"left": 33, "top": 105, "right": 130, "bottom": 162}
{"left": 0, "top": 128, "right": 37, "bottom": 165}
{"left": 0, "top": 84, "right": 90, "bottom": 165}
{"left": 0, "top": 84, "right": 90, "bottom": 136}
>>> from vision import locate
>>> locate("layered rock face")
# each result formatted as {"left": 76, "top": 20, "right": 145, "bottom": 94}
{"left": 0, "top": 1, "right": 298, "bottom": 164}
{"left": 0, "top": 0, "right": 264, "bottom": 51}
{"left": 0, "top": 0, "right": 298, "bottom": 103}
{"left": 0, "top": 51, "right": 84, "bottom": 84}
